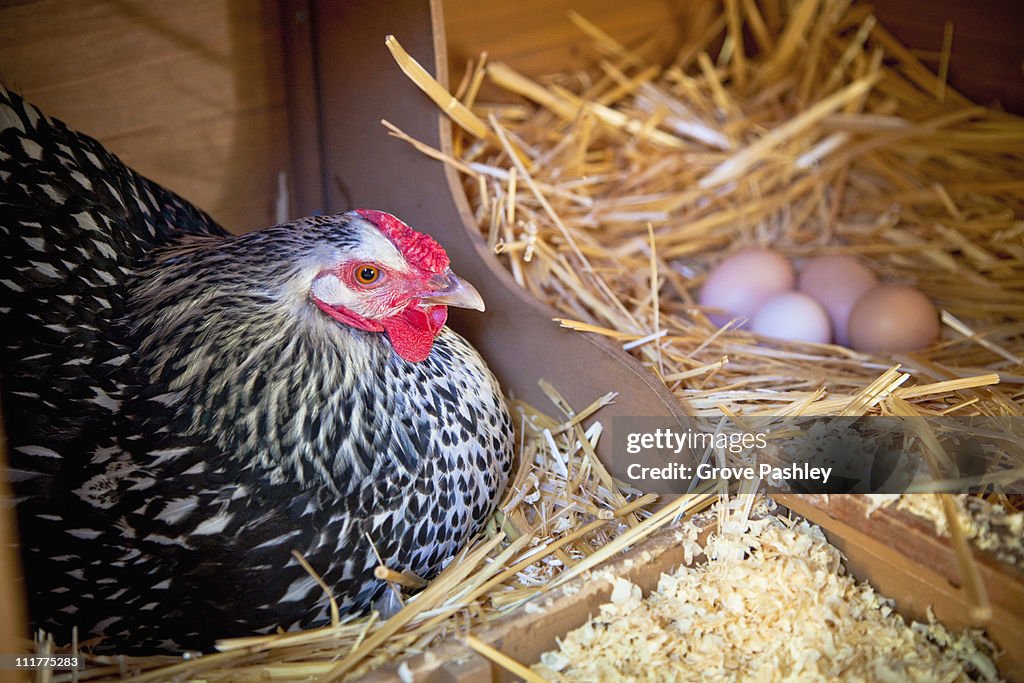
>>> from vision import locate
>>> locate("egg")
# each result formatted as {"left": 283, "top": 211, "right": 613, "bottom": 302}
{"left": 699, "top": 248, "right": 795, "bottom": 326}
{"left": 798, "top": 255, "right": 877, "bottom": 346}
{"left": 750, "top": 292, "right": 833, "bottom": 344}
{"left": 847, "top": 285, "right": 940, "bottom": 352}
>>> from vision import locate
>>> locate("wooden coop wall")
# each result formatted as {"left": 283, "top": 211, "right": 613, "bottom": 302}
{"left": 0, "top": 0, "right": 290, "bottom": 235}
{"left": 2, "top": 0, "right": 1020, "bottom": 237}
{"left": 443, "top": 0, "right": 1024, "bottom": 113}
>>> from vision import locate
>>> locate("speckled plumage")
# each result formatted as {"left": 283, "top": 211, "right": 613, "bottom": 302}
{"left": 0, "top": 86, "right": 513, "bottom": 652}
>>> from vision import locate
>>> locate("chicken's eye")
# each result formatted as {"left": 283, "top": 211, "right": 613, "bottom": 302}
{"left": 354, "top": 265, "right": 380, "bottom": 285}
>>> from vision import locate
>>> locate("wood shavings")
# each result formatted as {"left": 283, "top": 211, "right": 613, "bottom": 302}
{"left": 533, "top": 501, "right": 1001, "bottom": 682}
{"left": 878, "top": 494, "right": 1024, "bottom": 566}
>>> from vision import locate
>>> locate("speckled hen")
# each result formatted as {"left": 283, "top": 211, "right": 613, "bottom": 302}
{"left": 0, "top": 86, "right": 513, "bottom": 653}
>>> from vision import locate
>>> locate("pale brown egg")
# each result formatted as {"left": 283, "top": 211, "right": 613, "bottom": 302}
{"left": 798, "top": 255, "right": 877, "bottom": 346}
{"left": 699, "top": 248, "right": 795, "bottom": 326}
{"left": 848, "top": 285, "right": 940, "bottom": 352}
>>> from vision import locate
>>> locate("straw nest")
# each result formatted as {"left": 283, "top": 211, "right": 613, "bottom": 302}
{"left": 388, "top": 1, "right": 1024, "bottom": 423}
{"left": 31, "top": 1, "right": 1023, "bottom": 680}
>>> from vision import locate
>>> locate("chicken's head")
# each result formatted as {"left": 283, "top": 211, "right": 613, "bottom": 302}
{"left": 309, "top": 210, "right": 483, "bottom": 363}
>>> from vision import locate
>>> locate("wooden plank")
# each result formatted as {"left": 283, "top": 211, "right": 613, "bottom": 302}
{"left": 277, "top": 0, "right": 326, "bottom": 218}
{"left": 776, "top": 494, "right": 1024, "bottom": 680}
{"left": 870, "top": 0, "right": 1024, "bottom": 114}
{"left": 351, "top": 518, "right": 716, "bottom": 683}
{"left": 353, "top": 494, "right": 1023, "bottom": 682}
{"left": 0, "top": 0, "right": 291, "bottom": 233}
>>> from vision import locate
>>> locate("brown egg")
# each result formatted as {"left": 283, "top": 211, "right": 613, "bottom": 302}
{"left": 848, "top": 285, "right": 940, "bottom": 353}
{"left": 798, "top": 255, "right": 877, "bottom": 346}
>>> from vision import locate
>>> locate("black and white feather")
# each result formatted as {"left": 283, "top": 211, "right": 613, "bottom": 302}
{"left": 0, "top": 86, "right": 513, "bottom": 652}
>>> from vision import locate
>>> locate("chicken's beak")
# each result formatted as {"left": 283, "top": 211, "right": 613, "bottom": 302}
{"left": 420, "top": 271, "right": 485, "bottom": 312}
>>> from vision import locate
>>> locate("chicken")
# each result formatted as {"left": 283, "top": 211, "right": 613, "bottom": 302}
{"left": 0, "top": 85, "right": 513, "bottom": 652}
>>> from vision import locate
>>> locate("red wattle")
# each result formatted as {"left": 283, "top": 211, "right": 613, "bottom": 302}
{"left": 382, "top": 305, "right": 448, "bottom": 363}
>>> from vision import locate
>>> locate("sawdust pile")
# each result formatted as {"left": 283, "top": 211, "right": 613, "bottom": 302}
{"left": 533, "top": 503, "right": 1000, "bottom": 682}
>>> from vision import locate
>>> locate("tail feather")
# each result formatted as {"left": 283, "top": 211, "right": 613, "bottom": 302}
{"left": 0, "top": 84, "right": 228, "bottom": 458}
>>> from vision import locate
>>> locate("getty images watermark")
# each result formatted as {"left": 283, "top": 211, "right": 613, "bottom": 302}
{"left": 611, "top": 416, "right": 1024, "bottom": 494}
{"left": 623, "top": 426, "right": 834, "bottom": 486}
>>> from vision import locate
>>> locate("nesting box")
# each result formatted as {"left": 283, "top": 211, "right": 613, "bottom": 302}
{"left": 0, "top": 0, "right": 1021, "bottom": 680}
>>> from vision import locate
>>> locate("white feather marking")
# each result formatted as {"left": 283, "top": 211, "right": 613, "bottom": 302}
{"left": 181, "top": 462, "right": 206, "bottom": 475}
{"left": 29, "top": 260, "right": 60, "bottom": 278}
{"left": 66, "top": 528, "right": 102, "bottom": 540}
{"left": 90, "top": 446, "right": 120, "bottom": 463}
{"left": 73, "top": 211, "right": 101, "bottom": 232}
{"left": 1, "top": 279, "right": 24, "bottom": 292}
{"left": 150, "top": 391, "right": 185, "bottom": 406}
{"left": 103, "top": 354, "right": 129, "bottom": 366}
{"left": 279, "top": 575, "right": 319, "bottom": 603}
{"left": 16, "top": 445, "right": 61, "bottom": 459}
{"left": 22, "top": 236, "right": 45, "bottom": 251}
{"left": 191, "top": 512, "right": 233, "bottom": 536}
{"left": 143, "top": 533, "right": 190, "bottom": 547}
{"left": 92, "top": 238, "right": 116, "bottom": 259}
{"left": 103, "top": 180, "right": 123, "bottom": 205}
{"left": 251, "top": 529, "right": 302, "bottom": 550}
{"left": 90, "top": 387, "right": 121, "bottom": 411}
{"left": 24, "top": 104, "right": 40, "bottom": 128}
{"left": 147, "top": 447, "right": 192, "bottom": 465}
{"left": 152, "top": 578, "right": 172, "bottom": 590}
{"left": 4, "top": 468, "right": 42, "bottom": 483}
{"left": 115, "top": 518, "right": 136, "bottom": 539}
{"left": 70, "top": 170, "right": 93, "bottom": 190}
{"left": 155, "top": 496, "right": 199, "bottom": 525}
{"left": 95, "top": 269, "right": 117, "bottom": 285}
{"left": 309, "top": 273, "right": 354, "bottom": 307}
{"left": 41, "top": 184, "right": 64, "bottom": 201}
{"left": 0, "top": 103, "right": 24, "bottom": 132}
{"left": 21, "top": 137, "right": 43, "bottom": 159}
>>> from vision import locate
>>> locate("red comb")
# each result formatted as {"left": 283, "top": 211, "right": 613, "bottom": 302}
{"left": 355, "top": 209, "right": 450, "bottom": 274}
